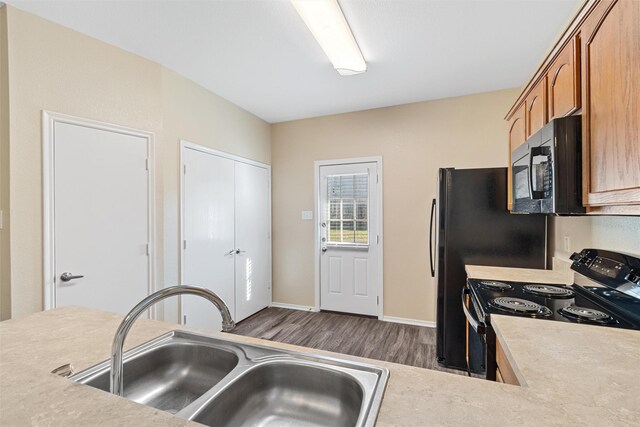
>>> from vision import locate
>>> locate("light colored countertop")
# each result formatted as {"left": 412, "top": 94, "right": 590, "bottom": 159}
{"left": 1, "top": 302, "right": 639, "bottom": 425}
{"left": 465, "top": 264, "right": 574, "bottom": 285}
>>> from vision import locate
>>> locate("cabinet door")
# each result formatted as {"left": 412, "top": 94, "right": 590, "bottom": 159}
{"left": 234, "top": 162, "right": 271, "bottom": 322}
{"left": 582, "top": 0, "right": 640, "bottom": 207}
{"left": 507, "top": 102, "right": 526, "bottom": 211}
{"left": 526, "top": 77, "right": 547, "bottom": 137}
{"left": 548, "top": 37, "right": 580, "bottom": 120}
{"left": 496, "top": 340, "right": 520, "bottom": 385}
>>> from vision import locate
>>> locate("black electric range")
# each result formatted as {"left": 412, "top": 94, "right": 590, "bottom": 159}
{"left": 462, "top": 248, "right": 640, "bottom": 379}
{"left": 467, "top": 279, "right": 640, "bottom": 329}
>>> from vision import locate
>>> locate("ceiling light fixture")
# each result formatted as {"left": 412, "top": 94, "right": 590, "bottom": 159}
{"left": 290, "top": 0, "right": 367, "bottom": 76}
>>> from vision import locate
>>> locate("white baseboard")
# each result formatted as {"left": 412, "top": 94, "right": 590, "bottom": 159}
{"left": 270, "top": 302, "right": 317, "bottom": 312}
{"left": 382, "top": 316, "right": 436, "bottom": 328}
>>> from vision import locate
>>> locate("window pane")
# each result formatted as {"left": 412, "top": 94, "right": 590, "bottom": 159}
{"left": 340, "top": 175, "right": 355, "bottom": 198}
{"left": 328, "top": 221, "right": 341, "bottom": 242}
{"left": 356, "top": 221, "right": 368, "bottom": 244}
{"left": 342, "top": 221, "right": 355, "bottom": 242}
{"left": 356, "top": 200, "right": 367, "bottom": 220}
{"left": 325, "top": 173, "right": 369, "bottom": 245}
{"left": 342, "top": 200, "right": 354, "bottom": 220}
{"left": 329, "top": 200, "right": 340, "bottom": 219}
{"left": 355, "top": 174, "right": 368, "bottom": 198}
{"left": 328, "top": 176, "right": 341, "bottom": 197}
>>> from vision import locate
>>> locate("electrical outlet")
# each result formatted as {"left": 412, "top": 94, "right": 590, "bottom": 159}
{"left": 563, "top": 236, "right": 571, "bottom": 253}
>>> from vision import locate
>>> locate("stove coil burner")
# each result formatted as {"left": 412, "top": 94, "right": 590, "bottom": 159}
{"left": 480, "top": 281, "right": 513, "bottom": 291}
{"left": 559, "top": 305, "right": 616, "bottom": 325}
{"left": 489, "top": 297, "right": 552, "bottom": 317}
{"left": 523, "top": 284, "right": 575, "bottom": 298}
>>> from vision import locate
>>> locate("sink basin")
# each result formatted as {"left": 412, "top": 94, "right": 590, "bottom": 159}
{"left": 71, "top": 335, "right": 238, "bottom": 413}
{"left": 191, "top": 362, "right": 364, "bottom": 427}
{"left": 70, "top": 331, "right": 388, "bottom": 427}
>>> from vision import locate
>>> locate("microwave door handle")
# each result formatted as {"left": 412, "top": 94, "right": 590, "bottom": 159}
{"left": 429, "top": 198, "right": 436, "bottom": 277}
{"left": 461, "top": 288, "right": 486, "bottom": 334}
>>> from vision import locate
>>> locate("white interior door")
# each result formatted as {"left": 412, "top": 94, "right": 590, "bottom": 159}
{"left": 234, "top": 161, "right": 271, "bottom": 322}
{"left": 53, "top": 121, "right": 151, "bottom": 314}
{"left": 319, "top": 162, "right": 379, "bottom": 316}
{"left": 182, "top": 148, "right": 236, "bottom": 331}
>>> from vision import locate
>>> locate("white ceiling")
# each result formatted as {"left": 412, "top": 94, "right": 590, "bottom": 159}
{"left": 9, "top": 0, "right": 580, "bottom": 123}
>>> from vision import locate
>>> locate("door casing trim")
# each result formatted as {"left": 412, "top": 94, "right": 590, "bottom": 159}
{"left": 42, "top": 111, "right": 156, "bottom": 315}
{"left": 314, "top": 156, "right": 384, "bottom": 319}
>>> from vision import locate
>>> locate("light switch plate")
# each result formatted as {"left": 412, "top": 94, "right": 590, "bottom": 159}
{"left": 301, "top": 210, "right": 313, "bottom": 220}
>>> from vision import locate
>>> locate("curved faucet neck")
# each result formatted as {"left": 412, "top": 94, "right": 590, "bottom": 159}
{"left": 109, "top": 285, "right": 235, "bottom": 396}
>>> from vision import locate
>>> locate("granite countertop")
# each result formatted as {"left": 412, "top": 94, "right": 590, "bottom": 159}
{"left": 1, "top": 297, "right": 639, "bottom": 425}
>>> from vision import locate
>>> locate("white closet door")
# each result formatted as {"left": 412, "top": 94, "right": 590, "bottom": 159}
{"left": 234, "top": 161, "right": 271, "bottom": 322}
{"left": 182, "top": 148, "right": 236, "bottom": 331}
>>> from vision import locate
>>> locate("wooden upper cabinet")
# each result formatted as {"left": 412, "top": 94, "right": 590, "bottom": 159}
{"left": 507, "top": 102, "right": 526, "bottom": 210}
{"left": 505, "top": 0, "right": 640, "bottom": 213}
{"left": 525, "top": 77, "right": 547, "bottom": 137}
{"left": 548, "top": 37, "right": 581, "bottom": 120}
{"left": 581, "top": 0, "right": 640, "bottom": 208}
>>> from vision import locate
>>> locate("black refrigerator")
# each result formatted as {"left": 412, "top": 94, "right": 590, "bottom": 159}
{"left": 430, "top": 168, "right": 546, "bottom": 373}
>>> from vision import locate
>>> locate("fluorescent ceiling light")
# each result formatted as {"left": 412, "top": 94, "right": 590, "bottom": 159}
{"left": 291, "top": 0, "right": 367, "bottom": 76}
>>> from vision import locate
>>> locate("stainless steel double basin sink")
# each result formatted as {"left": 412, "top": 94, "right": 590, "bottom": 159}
{"left": 70, "top": 331, "right": 389, "bottom": 427}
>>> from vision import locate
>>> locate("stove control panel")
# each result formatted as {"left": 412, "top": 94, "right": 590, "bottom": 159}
{"left": 571, "top": 249, "right": 640, "bottom": 299}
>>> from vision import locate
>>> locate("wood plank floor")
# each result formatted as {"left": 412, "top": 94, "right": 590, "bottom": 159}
{"left": 231, "top": 307, "right": 466, "bottom": 376}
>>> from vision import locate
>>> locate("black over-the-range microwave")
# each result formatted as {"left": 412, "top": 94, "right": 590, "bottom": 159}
{"left": 511, "top": 116, "right": 585, "bottom": 215}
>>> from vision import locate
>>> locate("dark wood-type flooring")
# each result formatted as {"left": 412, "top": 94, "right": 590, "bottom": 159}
{"left": 231, "top": 307, "right": 466, "bottom": 376}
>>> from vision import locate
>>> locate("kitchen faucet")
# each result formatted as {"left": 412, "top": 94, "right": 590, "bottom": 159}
{"left": 109, "top": 285, "right": 235, "bottom": 396}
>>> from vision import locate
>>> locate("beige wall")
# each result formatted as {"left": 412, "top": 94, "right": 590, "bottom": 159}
{"left": 551, "top": 216, "right": 640, "bottom": 261}
{"left": 0, "top": 6, "right": 10, "bottom": 320}
{"left": 3, "top": 6, "right": 270, "bottom": 319}
{"left": 271, "top": 89, "right": 519, "bottom": 322}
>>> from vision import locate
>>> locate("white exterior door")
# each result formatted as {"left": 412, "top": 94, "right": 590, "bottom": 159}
{"left": 53, "top": 120, "right": 151, "bottom": 314}
{"left": 319, "top": 162, "right": 379, "bottom": 316}
{"left": 182, "top": 148, "right": 236, "bottom": 331}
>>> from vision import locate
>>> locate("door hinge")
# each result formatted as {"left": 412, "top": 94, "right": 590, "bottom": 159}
{"left": 146, "top": 243, "right": 151, "bottom": 256}
{"left": 183, "top": 165, "right": 187, "bottom": 175}
{"left": 376, "top": 174, "right": 379, "bottom": 184}
{"left": 377, "top": 235, "right": 379, "bottom": 244}
{"left": 145, "top": 158, "right": 150, "bottom": 171}
{"left": 183, "top": 240, "right": 187, "bottom": 250}
{"left": 377, "top": 296, "right": 379, "bottom": 305}
{"left": 183, "top": 315, "right": 187, "bottom": 324}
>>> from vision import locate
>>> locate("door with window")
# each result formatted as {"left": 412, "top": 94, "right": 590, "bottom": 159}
{"left": 319, "top": 162, "right": 379, "bottom": 316}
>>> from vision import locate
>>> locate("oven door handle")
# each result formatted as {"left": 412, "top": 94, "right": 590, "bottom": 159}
{"left": 462, "top": 287, "right": 486, "bottom": 335}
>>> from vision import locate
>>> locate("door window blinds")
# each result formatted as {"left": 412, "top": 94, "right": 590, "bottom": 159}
{"left": 326, "top": 173, "right": 369, "bottom": 245}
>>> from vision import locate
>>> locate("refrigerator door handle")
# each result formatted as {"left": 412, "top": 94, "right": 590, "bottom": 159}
{"left": 429, "top": 198, "right": 436, "bottom": 277}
